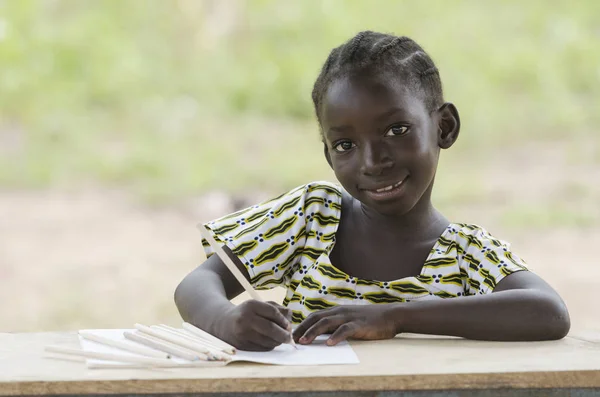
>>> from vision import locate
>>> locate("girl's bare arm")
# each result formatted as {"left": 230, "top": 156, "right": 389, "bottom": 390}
{"left": 294, "top": 271, "right": 570, "bottom": 344}
{"left": 174, "top": 248, "right": 245, "bottom": 336}
{"left": 174, "top": 248, "right": 292, "bottom": 350}
{"left": 393, "top": 271, "right": 570, "bottom": 340}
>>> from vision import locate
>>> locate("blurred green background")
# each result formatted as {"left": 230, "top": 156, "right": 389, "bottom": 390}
{"left": 2, "top": 0, "right": 598, "bottom": 201}
{"left": 1, "top": 0, "right": 599, "bottom": 331}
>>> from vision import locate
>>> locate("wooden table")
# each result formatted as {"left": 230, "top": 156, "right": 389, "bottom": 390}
{"left": 1, "top": 330, "right": 600, "bottom": 396}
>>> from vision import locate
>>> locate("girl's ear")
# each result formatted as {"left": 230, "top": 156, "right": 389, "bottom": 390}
{"left": 436, "top": 102, "right": 460, "bottom": 149}
{"left": 323, "top": 142, "right": 333, "bottom": 169}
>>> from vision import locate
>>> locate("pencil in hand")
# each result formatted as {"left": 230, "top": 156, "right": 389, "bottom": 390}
{"left": 197, "top": 224, "right": 298, "bottom": 350}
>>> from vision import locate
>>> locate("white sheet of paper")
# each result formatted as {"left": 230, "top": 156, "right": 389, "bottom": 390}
{"left": 78, "top": 329, "right": 359, "bottom": 367}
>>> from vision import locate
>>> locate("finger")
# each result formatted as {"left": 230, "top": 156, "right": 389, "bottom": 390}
{"left": 293, "top": 306, "right": 341, "bottom": 341}
{"left": 267, "top": 301, "right": 292, "bottom": 320}
{"left": 293, "top": 312, "right": 324, "bottom": 341}
{"left": 279, "top": 307, "right": 292, "bottom": 324}
{"left": 251, "top": 300, "right": 290, "bottom": 330}
{"left": 268, "top": 301, "right": 293, "bottom": 323}
{"left": 250, "top": 316, "right": 292, "bottom": 346}
{"left": 247, "top": 331, "right": 282, "bottom": 351}
{"left": 327, "top": 322, "right": 359, "bottom": 346}
{"left": 230, "top": 324, "right": 281, "bottom": 351}
{"left": 238, "top": 337, "right": 279, "bottom": 352}
{"left": 298, "top": 315, "right": 346, "bottom": 345}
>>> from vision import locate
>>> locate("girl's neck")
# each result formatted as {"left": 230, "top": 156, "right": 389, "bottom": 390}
{"left": 353, "top": 188, "right": 449, "bottom": 242}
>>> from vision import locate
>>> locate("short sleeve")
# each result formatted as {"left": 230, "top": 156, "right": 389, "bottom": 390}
{"left": 200, "top": 182, "right": 339, "bottom": 290}
{"left": 456, "top": 224, "right": 528, "bottom": 295}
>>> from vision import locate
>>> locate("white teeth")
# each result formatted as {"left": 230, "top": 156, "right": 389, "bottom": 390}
{"left": 373, "top": 179, "right": 404, "bottom": 193}
{"left": 376, "top": 185, "right": 394, "bottom": 193}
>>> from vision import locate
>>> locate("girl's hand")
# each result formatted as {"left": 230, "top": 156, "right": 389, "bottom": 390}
{"left": 293, "top": 305, "right": 398, "bottom": 346}
{"left": 217, "top": 300, "right": 293, "bottom": 351}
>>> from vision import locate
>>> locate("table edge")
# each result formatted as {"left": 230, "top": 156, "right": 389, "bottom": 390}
{"left": 2, "top": 369, "right": 600, "bottom": 395}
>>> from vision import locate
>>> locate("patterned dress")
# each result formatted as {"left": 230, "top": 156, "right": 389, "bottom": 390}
{"left": 201, "top": 181, "right": 528, "bottom": 324}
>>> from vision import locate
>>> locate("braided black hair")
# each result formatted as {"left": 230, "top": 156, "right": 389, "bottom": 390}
{"left": 312, "top": 31, "right": 444, "bottom": 137}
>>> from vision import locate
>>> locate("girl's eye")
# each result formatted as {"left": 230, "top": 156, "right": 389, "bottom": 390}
{"left": 385, "top": 126, "right": 409, "bottom": 136}
{"left": 333, "top": 141, "right": 355, "bottom": 153}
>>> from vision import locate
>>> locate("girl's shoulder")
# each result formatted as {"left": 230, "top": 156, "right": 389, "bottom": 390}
{"left": 261, "top": 180, "right": 343, "bottom": 206}
{"left": 201, "top": 181, "right": 342, "bottom": 276}
{"left": 442, "top": 223, "right": 528, "bottom": 293}
{"left": 255, "top": 180, "right": 343, "bottom": 212}
{"left": 445, "top": 222, "right": 523, "bottom": 256}
{"left": 206, "top": 180, "right": 342, "bottom": 227}
{"left": 303, "top": 180, "right": 343, "bottom": 199}
{"left": 448, "top": 223, "right": 507, "bottom": 243}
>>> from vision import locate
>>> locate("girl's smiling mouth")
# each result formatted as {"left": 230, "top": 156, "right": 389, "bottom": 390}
{"left": 361, "top": 176, "right": 409, "bottom": 200}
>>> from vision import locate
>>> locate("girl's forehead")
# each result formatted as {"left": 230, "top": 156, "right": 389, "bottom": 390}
{"left": 321, "top": 74, "right": 427, "bottom": 128}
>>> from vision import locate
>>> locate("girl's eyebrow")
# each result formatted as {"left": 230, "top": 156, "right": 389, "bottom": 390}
{"left": 374, "top": 107, "right": 409, "bottom": 122}
{"left": 327, "top": 125, "right": 353, "bottom": 134}
{"left": 327, "top": 107, "right": 410, "bottom": 135}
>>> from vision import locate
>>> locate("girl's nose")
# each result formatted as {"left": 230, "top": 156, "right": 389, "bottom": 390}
{"left": 360, "top": 142, "right": 394, "bottom": 176}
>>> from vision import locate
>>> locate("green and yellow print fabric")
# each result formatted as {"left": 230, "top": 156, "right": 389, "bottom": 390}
{"left": 201, "top": 181, "right": 528, "bottom": 324}
{"left": 202, "top": 181, "right": 342, "bottom": 290}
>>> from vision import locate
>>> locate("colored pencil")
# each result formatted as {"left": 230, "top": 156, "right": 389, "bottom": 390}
{"left": 181, "top": 322, "right": 236, "bottom": 355}
{"left": 45, "top": 345, "right": 175, "bottom": 367}
{"left": 135, "top": 323, "right": 231, "bottom": 361}
{"left": 79, "top": 330, "right": 171, "bottom": 360}
{"left": 123, "top": 330, "right": 207, "bottom": 362}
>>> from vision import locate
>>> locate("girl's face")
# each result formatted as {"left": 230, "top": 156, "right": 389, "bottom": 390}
{"left": 320, "top": 72, "right": 454, "bottom": 217}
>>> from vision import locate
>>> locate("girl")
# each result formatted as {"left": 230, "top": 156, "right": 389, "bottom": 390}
{"left": 175, "top": 31, "right": 570, "bottom": 351}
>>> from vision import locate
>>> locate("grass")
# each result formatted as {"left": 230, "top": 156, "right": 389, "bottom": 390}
{"left": 0, "top": 0, "right": 598, "bottom": 227}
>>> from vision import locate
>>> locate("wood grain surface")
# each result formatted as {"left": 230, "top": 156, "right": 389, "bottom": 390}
{"left": 1, "top": 330, "right": 599, "bottom": 395}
